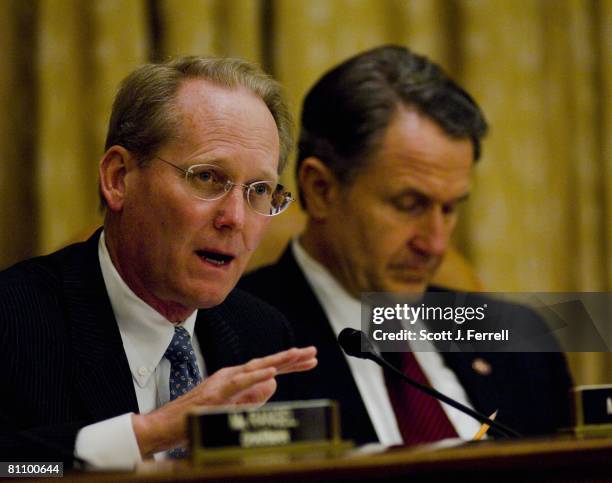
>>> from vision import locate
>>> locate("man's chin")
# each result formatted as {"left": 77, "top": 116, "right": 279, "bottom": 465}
{"left": 180, "top": 274, "right": 240, "bottom": 309}
{"left": 176, "top": 285, "right": 232, "bottom": 310}
{"left": 193, "top": 292, "right": 230, "bottom": 309}
{"left": 385, "top": 278, "right": 429, "bottom": 295}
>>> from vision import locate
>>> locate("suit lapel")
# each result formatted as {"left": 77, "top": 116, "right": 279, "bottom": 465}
{"left": 273, "top": 247, "right": 378, "bottom": 444}
{"left": 424, "top": 287, "right": 500, "bottom": 416}
{"left": 194, "top": 302, "right": 244, "bottom": 375}
{"left": 63, "top": 230, "right": 139, "bottom": 420}
{"left": 440, "top": 351, "right": 499, "bottom": 417}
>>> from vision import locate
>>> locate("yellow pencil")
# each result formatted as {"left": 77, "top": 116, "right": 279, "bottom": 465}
{"left": 472, "top": 410, "right": 498, "bottom": 441}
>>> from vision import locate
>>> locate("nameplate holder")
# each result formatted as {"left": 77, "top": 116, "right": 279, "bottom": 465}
{"left": 188, "top": 399, "right": 351, "bottom": 464}
{"left": 573, "top": 385, "right": 612, "bottom": 437}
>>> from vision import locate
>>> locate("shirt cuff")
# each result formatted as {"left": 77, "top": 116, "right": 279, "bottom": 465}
{"left": 75, "top": 413, "right": 141, "bottom": 469}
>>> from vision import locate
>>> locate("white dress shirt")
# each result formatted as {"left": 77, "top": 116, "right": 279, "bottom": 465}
{"left": 291, "top": 238, "right": 481, "bottom": 444}
{"left": 74, "top": 232, "right": 205, "bottom": 469}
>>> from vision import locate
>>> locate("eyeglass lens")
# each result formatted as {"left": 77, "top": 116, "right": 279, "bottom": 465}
{"left": 187, "top": 165, "right": 292, "bottom": 216}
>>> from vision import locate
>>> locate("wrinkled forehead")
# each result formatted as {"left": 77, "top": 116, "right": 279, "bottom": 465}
{"left": 352, "top": 108, "right": 474, "bottom": 200}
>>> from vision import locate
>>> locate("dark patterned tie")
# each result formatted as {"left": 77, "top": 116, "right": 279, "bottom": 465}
{"left": 384, "top": 351, "right": 458, "bottom": 445}
{"left": 164, "top": 326, "right": 202, "bottom": 458}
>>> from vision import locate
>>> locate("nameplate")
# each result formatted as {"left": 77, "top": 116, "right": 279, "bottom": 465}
{"left": 188, "top": 400, "right": 350, "bottom": 463}
{"left": 573, "top": 385, "right": 612, "bottom": 436}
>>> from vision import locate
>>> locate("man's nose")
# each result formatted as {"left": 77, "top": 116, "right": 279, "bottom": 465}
{"left": 213, "top": 186, "right": 246, "bottom": 230}
{"left": 411, "top": 206, "right": 450, "bottom": 257}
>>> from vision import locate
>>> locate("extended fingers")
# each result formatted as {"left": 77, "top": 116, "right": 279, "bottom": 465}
{"left": 243, "top": 346, "right": 317, "bottom": 373}
{"left": 275, "top": 347, "right": 317, "bottom": 374}
{"left": 277, "top": 357, "right": 318, "bottom": 374}
{"left": 203, "top": 347, "right": 317, "bottom": 403}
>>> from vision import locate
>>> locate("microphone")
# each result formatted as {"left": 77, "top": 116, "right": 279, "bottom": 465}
{"left": 338, "top": 328, "right": 521, "bottom": 439}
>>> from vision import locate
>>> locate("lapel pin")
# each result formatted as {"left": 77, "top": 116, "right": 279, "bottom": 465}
{"left": 472, "top": 357, "right": 492, "bottom": 376}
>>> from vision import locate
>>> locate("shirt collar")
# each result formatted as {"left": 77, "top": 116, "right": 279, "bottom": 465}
{"left": 98, "top": 231, "right": 197, "bottom": 388}
{"left": 291, "top": 237, "right": 361, "bottom": 336}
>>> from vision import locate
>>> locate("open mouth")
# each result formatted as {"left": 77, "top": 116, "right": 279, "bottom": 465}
{"left": 196, "top": 250, "right": 235, "bottom": 266}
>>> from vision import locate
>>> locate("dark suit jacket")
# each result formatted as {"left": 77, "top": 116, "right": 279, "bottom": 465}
{"left": 239, "top": 245, "right": 574, "bottom": 445}
{"left": 0, "top": 230, "right": 295, "bottom": 463}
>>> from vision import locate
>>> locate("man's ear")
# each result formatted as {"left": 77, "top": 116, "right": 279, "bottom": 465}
{"left": 298, "top": 157, "right": 340, "bottom": 221}
{"left": 99, "top": 146, "right": 133, "bottom": 211}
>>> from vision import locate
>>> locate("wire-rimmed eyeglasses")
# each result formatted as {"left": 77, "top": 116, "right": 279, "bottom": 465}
{"left": 156, "top": 156, "right": 294, "bottom": 216}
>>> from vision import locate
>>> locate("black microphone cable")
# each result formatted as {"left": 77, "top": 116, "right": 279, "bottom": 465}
{"left": 338, "top": 328, "right": 521, "bottom": 439}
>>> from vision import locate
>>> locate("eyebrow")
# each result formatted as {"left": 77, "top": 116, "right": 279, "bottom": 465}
{"left": 189, "top": 157, "right": 278, "bottom": 182}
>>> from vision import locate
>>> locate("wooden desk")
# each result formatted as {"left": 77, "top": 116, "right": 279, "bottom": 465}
{"left": 26, "top": 436, "right": 612, "bottom": 483}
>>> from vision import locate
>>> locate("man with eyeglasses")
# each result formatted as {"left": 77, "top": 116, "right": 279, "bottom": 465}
{"left": 0, "top": 57, "right": 316, "bottom": 468}
{"left": 239, "top": 46, "right": 572, "bottom": 446}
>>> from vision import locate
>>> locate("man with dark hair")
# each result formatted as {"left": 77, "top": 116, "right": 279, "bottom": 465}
{"left": 0, "top": 56, "right": 316, "bottom": 467}
{"left": 240, "top": 45, "right": 572, "bottom": 446}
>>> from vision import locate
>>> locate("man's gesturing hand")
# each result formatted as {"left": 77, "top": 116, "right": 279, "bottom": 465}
{"left": 132, "top": 346, "right": 317, "bottom": 457}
